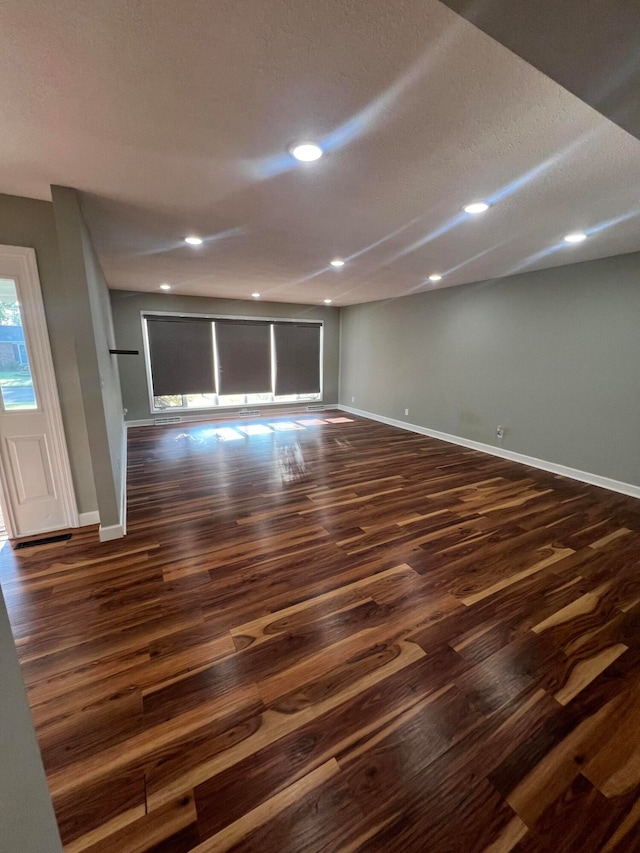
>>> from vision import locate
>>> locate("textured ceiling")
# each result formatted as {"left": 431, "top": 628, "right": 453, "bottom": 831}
{"left": 441, "top": 0, "right": 640, "bottom": 144}
{"left": 1, "top": 0, "right": 640, "bottom": 305}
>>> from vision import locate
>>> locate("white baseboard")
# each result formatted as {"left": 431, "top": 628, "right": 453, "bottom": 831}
{"left": 97, "top": 424, "right": 128, "bottom": 543}
{"left": 339, "top": 404, "right": 640, "bottom": 501}
{"left": 99, "top": 523, "right": 125, "bottom": 542}
{"left": 126, "top": 417, "right": 160, "bottom": 428}
{"left": 119, "top": 424, "right": 128, "bottom": 536}
{"left": 78, "top": 510, "right": 100, "bottom": 527}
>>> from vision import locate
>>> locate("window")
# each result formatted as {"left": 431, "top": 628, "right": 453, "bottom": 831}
{"left": 143, "top": 313, "right": 322, "bottom": 412}
{"left": 273, "top": 323, "right": 321, "bottom": 396}
{"left": 216, "top": 321, "right": 272, "bottom": 396}
{"left": 0, "top": 278, "right": 37, "bottom": 410}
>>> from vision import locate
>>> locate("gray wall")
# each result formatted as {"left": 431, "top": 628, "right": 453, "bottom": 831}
{"left": 79, "top": 206, "right": 126, "bottom": 523}
{"left": 52, "top": 187, "right": 124, "bottom": 528}
{"left": 340, "top": 251, "right": 640, "bottom": 487}
{"left": 0, "top": 194, "right": 98, "bottom": 515}
{"left": 111, "top": 290, "right": 340, "bottom": 422}
{"left": 0, "top": 586, "right": 63, "bottom": 853}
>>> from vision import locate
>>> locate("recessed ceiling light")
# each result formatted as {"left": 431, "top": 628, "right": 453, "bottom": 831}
{"left": 324, "top": 299, "right": 332, "bottom": 304}
{"left": 463, "top": 201, "right": 490, "bottom": 215}
{"left": 564, "top": 231, "right": 587, "bottom": 243}
{"left": 184, "top": 235, "right": 203, "bottom": 245}
{"left": 289, "top": 142, "right": 323, "bottom": 162}
{"left": 330, "top": 258, "right": 345, "bottom": 268}
{"left": 159, "top": 283, "right": 171, "bottom": 290}
{"left": 428, "top": 273, "right": 442, "bottom": 282}
{"left": 252, "top": 292, "right": 260, "bottom": 298}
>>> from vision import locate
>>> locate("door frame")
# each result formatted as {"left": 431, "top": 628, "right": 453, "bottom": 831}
{"left": 0, "top": 245, "right": 78, "bottom": 537}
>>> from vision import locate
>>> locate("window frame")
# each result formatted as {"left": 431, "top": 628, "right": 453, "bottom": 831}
{"left": 141, "top": 310, "right": 324, "bottom": 415}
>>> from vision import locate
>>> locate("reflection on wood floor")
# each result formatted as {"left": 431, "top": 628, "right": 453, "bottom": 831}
{"left": 2, "top": 411, "right": 640, "bottom": 852}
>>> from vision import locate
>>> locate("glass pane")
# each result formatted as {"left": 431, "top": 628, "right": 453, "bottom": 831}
{"left": 185, "top": 393, "right": 218, "bottom": 409}
{"left": 0, "top": 279, "right": 37, "bottom": 410}
{"left": 217, "top": 394, "right": 246, "bottom": 407}
{"left": 246, "top": 393, "right": 273, "bottom": 404}
{"left": 273, "top": 393, "right": 321, "bottom": 403}
{"left": 153, "top": 394, "right": 183, "bottom": 409}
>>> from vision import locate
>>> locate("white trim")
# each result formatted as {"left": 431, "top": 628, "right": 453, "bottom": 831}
{"left": 125, "top": 403, "right": 340, "bottom": 430}
{"left": 78, "top": 510, "right": 100, "bottom": 526}
{"left": 141, "top": 309, "right": 155, "bottom": 415}
{"left": 338, "top": 404, "right": 640, "bottom": 501}
{"left": 0, "top": 451, "right": 15, "bottom": 539}
{"left": 119, "top": 424, "right": 127, "bottom": 536}
{"left": 98, "top": 424, "right": 127, "bottom": 541}
{"left": 0, "top": 245, "right": 79, "bottom": 535}
{"left": 127, "top": 418, "right": 172, "bottom": 428}
{"left": 99, "top": 522, "right": 125, "bottom": 542}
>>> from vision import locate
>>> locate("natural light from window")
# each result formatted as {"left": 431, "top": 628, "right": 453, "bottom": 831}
{"left": 145, "top": 315, "right": 322, "bottom": 413}
{"left": 0, "top": 278, "right": 37, "bottom": 411}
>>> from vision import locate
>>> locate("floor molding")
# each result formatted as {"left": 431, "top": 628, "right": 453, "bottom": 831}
{"left": 119, "top": 424, "right": 128, "bottom": 537}
{"left": 98, "top": 424, "right": 128, "bottom": 542}
{"left": 98, "top": 523, "right": 125, "bottom": 543}
{"left": 78, "top": 510, "right": 100, "bottom": 527}
{"left": 338, "top": 404, "right": 640, "bottom": 501}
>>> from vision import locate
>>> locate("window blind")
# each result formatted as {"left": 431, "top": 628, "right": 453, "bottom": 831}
{"left": 273, "top": 323, "right": 321, "bottom": 396}
{"left": 215, "top": 321, "right": 272, "bottom": 395}
{"left": 146, "top": 316, "right": 215, "bottom": 396}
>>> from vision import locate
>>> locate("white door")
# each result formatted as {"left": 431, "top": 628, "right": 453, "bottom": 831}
{"left": 0, "top": 246, "right": 78, "bottom": 538}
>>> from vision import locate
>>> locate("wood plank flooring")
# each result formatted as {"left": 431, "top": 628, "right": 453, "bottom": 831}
{"left": 2, "top": 411, "right": 640, "bottom": 852}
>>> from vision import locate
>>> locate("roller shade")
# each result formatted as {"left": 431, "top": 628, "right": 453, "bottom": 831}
{"left": 146, "top": 316, "right": 215, "bottom": 396}
{"left": 273, "top": 323, "right": 321, "bottom": 396}
{"left": 215, "top": 321, "right": 272, "bottom": 395}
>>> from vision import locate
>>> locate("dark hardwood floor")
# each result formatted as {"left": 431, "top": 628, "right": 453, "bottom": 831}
{"left": 2, "top": 411, "right": 640, "bottom": 852}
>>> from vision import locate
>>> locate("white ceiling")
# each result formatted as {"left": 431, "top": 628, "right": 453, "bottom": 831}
{"left": 1, "top": 0, "right": 640, "bottom": 306}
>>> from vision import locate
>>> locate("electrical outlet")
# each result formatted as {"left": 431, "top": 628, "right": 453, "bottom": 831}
{"left": 496, "top": 425, "right": 505, "bottom": 440}
{"left": 351, "top": 396, "right": 355, "bottom": 403}
{"left": 404, "top": 408, "right": 409, "bottom": 416}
